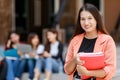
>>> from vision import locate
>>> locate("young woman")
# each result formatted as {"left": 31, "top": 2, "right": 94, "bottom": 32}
{"left": 5, "top": 31, "right": 21, "bottom": 50}
{"left": 34, "top": 29, "right": 63, "bottom": 80}
{"left": 15, "top": 33, "right": 44, "bottom": 80}
{"left": 64, "top": 3, "right": 116, "bottom": 80}
{"left": 5, "top": 31, "right": 22, "bottom": 80}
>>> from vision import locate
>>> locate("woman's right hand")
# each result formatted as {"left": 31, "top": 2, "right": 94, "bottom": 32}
{"left": 43, "top": 51, "right": 51, "bottom": 57}
{"left": 6, "top": 40, "right": 11, "bottom": 48}
{"left": 64, "top": 53, "right": 85, "bottom": 75}
{"left": 74, "top": 53, "right": 84, "bottom": 65}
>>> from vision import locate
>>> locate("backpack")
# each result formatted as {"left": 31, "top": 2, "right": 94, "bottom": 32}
{"left": 0, "top": 59, "right": 8, "bottom": 80}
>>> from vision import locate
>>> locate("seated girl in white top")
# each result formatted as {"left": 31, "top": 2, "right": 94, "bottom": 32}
{"left": 33, "top": 29, "right": 63, "bottom": 80}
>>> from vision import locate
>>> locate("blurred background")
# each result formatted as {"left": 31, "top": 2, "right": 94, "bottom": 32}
{"left": 0, "top": 0, "right": 120, "bottom": 44}
{"left": 0, "top": 0, "right": 120, "bottom": 80}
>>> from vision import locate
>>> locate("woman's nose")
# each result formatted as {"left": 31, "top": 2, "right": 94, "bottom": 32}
{"left": 85, "top": 20, "right": 89, "bottom": 25}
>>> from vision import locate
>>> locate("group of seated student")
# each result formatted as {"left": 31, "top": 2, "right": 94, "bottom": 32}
{"left": 3, "top": 28, "right": 64, "bottom": 80}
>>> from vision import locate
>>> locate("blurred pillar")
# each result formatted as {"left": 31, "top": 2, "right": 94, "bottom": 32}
{"left": 54, "top": 0, "right": 60, "bottom": 28}
{"left": 104, "top": 0, "right": 120, "bottom": 33}
{"left": 75, "top": 0, "right": 83, "bottom": 23}
{"left": 34, "top": 0, "right": 41, "bottom": 26}
{"left": 54, "top": 0, "right": 60, "bottom": 14}
{"left": 53, "top": 0, "right": 67, "bottom": 27}
{"left": 0, "top": 0, "right": 12, "bottom": 44}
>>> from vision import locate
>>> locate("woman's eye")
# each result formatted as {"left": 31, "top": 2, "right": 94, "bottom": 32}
{"left": 81, "top": 18, "right": 85, "bottom": 21}
{"left": 88, "top": 17, "right": 92, "bottom": 20}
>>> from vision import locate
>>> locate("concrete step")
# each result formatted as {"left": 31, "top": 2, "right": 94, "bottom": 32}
{"left": 21, "top": 73, "right": 68, "bottom": 80}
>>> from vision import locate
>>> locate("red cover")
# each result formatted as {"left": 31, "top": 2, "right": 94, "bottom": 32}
{"left": 79, "top": 52, "right": 105, "bottom": 79}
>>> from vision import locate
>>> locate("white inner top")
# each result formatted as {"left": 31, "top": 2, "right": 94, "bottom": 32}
{"left": 50, "top": 41, "right": 59, "bottom": 56}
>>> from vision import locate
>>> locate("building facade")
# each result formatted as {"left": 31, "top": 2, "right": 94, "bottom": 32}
{"left": 0, "top": 0, "right": 120, "bottom": 44}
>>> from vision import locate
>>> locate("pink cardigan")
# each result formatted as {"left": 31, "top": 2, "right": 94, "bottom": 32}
{"left": 64, "top": 32, "right": 116, "bottom": 80}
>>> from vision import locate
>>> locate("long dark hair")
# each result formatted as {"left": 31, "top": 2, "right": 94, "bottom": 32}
{"left": 45, "top": 29, "right": 58, "bottom": 52}
{"left": 72, "top": 3, "right": 108, "bottom": 38}
{"left": 5, "top": 31, "right": 19, "bottom": 50}
{"left": 27, "top": 33, "right": 39, "bottom": 49}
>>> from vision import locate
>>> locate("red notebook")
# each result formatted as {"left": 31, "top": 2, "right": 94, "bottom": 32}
{"left": 79, "top": 52, "right": 105, "bottom": 79}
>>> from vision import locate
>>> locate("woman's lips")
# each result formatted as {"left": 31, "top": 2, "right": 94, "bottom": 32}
{"left": 84, "top": 25, "right": 90, "bottom": 29}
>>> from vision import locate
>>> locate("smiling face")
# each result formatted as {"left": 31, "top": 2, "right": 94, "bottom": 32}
{"left": 80, "top": 10, "right": 97, "bottom": 33}
{"left": 10, "top": 33, "right": 20, "bottom": 43}
{"left": 31, "top": 35, "right": 39, "bottom": 47}
{"left": 47, "top": 31, "right": 57, "bottom": 43}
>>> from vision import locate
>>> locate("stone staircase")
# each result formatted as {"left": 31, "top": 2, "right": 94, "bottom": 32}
{"left": 21, "top": 73, "right": 68, "bottom": 80}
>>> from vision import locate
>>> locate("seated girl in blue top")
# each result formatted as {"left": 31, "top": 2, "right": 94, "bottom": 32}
{"left": 5, "top": 31, "right": 22, "bottom": 80}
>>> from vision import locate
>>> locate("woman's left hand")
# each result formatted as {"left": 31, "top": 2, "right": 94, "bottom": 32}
{"left": 76, "top": 65, "right": 89, "bottom": 75}
{"left": 18, "top": 50, "right": 23, "bottom": 56}
{"left": 43, "top": 51, "right": 51, "bottom": 57}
